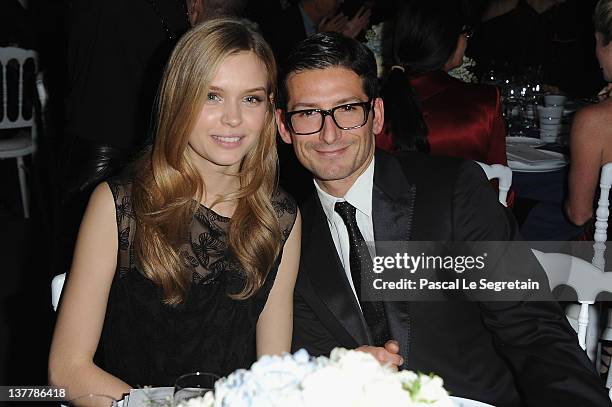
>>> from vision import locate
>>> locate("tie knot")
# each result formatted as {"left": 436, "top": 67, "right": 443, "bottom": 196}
{"left": 334, "top": 201, "right": 357, "bottom": 224}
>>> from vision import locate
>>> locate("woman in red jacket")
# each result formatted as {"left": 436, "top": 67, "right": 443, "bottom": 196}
{"left": 377, "top": 0, "right": 507, "bottom": 166}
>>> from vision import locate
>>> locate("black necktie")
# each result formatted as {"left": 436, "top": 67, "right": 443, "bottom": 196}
{"left": 334, "top": 201, "right": 390, "bottom": 346}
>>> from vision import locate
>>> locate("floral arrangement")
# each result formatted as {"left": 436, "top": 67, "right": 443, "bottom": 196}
{"left": 177, "top": 348, "right": 453, "bottom": 407}
{"left": 364, "top": 22, "right": 386, "bottom": 78}
{"left": 448, "top": 56, "right": 478, "bottom": 84}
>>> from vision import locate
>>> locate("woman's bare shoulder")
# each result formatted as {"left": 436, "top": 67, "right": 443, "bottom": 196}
{"left": 573, "top": 99, "right": 612, "bottom": 130}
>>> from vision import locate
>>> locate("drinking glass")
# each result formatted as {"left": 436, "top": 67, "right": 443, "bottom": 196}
{"left": 173, "top": 372, "right": 220, "bottom": 405}
{"left": 67, "top": 393, "right": 118, "bottom": 407}
{"left": 503, "top": 91, "right": 525, "bottom": 137}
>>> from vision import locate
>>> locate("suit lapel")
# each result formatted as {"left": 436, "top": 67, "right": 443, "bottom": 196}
{"left": 372, "top": 150, "right": 416, "bottom": 368}
{"left": 372, "top": 150, "right": 415, "bottom": 243}
{"left": 302, "top": 196, "right": 371, "bottom": 346}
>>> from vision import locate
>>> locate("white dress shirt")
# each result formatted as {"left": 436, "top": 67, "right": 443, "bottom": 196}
{"left": 314, "top": 157, "right": 375, "bottom": 304}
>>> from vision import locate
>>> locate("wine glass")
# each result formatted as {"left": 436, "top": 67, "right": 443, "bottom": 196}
{"left": 173, "top": 372, "right": 220, "bottom": 405}
{"left": 503, "top": 87, "right": 525, "bottom": 137}
{"left": 67, "top": 393, "right": 118, "bottom": 407}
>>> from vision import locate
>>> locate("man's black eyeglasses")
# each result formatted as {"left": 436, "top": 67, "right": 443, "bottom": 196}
{"left": 285, "top": 100, "right": 373, "bottom": 135}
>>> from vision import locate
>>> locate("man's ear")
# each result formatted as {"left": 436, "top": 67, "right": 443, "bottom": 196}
{"left": 372, "top": 97, "right": 385, "bottom": 135}
{"left": 275, "top": 108, "right": 293, "bottom": 144}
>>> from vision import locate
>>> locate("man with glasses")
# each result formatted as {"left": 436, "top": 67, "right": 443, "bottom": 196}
{"left": 276, "top": 32, "right": 611, "bottom": 406}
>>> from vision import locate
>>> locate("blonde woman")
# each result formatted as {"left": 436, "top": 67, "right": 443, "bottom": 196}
{"left": 566, "top": 0, "right": 612, "bottom": 227}
{"left": 48, "top": 18, "right": 301, "bottom": 402}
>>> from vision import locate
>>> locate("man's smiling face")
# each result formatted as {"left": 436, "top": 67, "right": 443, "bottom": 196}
{"left": 276, "top": 66, "right": 384, "bottom": 196}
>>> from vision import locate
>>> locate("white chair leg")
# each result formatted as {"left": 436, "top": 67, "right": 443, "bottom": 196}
{"left": 577, "top": 303, "right": 590, "bottom": 350}
{"left": 578, "top": 302, "right": 600, "bottom": 362}
{"left": 607, "top": 358, "right": 612, "bottom": 389}
{"left": 16, "top": 156, "right": 29, "bottom": 218}
{"left": 568, "top": 302, "right": 599, "bottom": 362}
{"left": 597, "top": 341, "right": 602, "bottom": 373}
{"left": 601, "top": 307, "right": 612, "bottom": 389}
{"left": 586, "top": 305, "right": 600, "bottom": 363}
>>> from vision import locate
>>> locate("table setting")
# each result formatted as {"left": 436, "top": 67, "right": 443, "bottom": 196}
{"left": 480, "top": 70, "right": 596, "bottom": 240}
{"left": 481, "top": 67, "right": 597, "bottom": 176}
{"left": 503, "top": 90, "right": 575, "bottom": 174}
{"left": 502, "top": 96, "right": 582, "bottom": 240}
{"left": 506, "top": 136, "right": 568, "bottom": 173}
{"left": 500, "top": 87, "right": 603, "bottom": 239}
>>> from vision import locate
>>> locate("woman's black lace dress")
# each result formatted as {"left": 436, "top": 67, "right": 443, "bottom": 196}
{"left": 100, "top": 177, "right": 297, "bottom": 388}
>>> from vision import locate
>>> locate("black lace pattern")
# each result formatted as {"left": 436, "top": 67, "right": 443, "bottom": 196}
{"left": 101, "top": 177, "right": 297, "bottom": 387}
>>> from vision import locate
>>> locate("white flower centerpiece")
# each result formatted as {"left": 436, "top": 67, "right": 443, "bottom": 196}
{"left": 177, "top": 347, "right": 453, "bottom": 407}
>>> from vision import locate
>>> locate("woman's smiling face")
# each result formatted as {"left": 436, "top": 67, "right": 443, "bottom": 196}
{"left": 187, "top": 51, "right": 270, "bottom": 175}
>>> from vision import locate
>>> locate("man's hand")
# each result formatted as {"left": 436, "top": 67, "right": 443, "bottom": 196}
{"left": 318, "top": 13, "right": 349, "bottom": 33}
{"left": 341, "top": 6, "right": 371, "bottom": 39}
{"left": 356, "top": 340, "right": 403, "bottom": 371}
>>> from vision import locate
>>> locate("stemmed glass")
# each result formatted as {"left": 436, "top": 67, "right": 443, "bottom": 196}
{"left": 500, "top": 69, "right": 544, "bottom": 138}
{"left": 503, "top": 85, "right": 525, "bottom": 137}
{"left": 521, "top": 69, "right": 546, "bottom": 135}
{"left": 67, "top": 393, "right": 118, "bottom": 407}
{"left": 173, "top": 372, "right": 220, "bottom": 405}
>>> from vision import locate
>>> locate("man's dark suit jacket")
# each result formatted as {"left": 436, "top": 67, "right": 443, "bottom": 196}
{"left": 292, "top": 150, "right": 611, "bottom": 406}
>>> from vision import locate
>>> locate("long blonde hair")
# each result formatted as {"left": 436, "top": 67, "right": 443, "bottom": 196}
{"left": 131, "top": 18, "right": 281, "bottom": 305}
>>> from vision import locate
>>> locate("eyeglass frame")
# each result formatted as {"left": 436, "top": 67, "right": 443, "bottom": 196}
{"left": 284, "top": 99, "right": 374, "bottom": 135}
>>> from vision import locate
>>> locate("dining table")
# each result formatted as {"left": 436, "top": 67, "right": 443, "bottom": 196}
{"left": 503, "top": 94, "right": 596, "bottom": 241}
{"left": 506, "top": 136, "right": 584, "bottom": 241}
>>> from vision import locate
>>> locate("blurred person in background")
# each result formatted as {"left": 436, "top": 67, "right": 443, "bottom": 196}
{"left": 565, "top": 0, "right": 612, "bottom": 228}
{"left": 189, "top": 0, "right": 248, "bottom": 24}
{"left": 0, "top": 0, "right": 37, "bottom": 49}
{"left": 565, "top": 0, "right": 612, "bottom": 378}
{"left": 469, "top": 0, "right": 603, "bottom": 98}
{"left": 377, "top": 0, "right": 507, "bottom": 167}
{"left": 257, "top": 0, "right": 372, "bottom": 65}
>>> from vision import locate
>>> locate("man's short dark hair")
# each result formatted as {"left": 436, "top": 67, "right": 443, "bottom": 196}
{"left": 277, "top": 32, "right": 379, "bottom": 110}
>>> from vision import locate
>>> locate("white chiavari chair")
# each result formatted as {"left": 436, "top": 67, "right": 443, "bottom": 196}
{"left": 475, "top": 161, "right": 513, "bottom": 207}
{"left": 51, "top": 273, "right": 65, "bottom": 312}
{"left": 0, "top": 47, "right": 40, "bottom": 218}
{"left": 590, "top": 163, "right": 612, "bottom": 392}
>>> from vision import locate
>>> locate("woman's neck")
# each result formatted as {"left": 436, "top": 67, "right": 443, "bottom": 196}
{"left": 194, "top": 164, "right": 241, "bottom": 216}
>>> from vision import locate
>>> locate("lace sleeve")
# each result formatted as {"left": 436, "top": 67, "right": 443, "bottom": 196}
{"left": 272, "top": 188, "right": 298, "bottom": 243}
{"left": 106, "top": 177, "right": 136, "bottom": 277}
